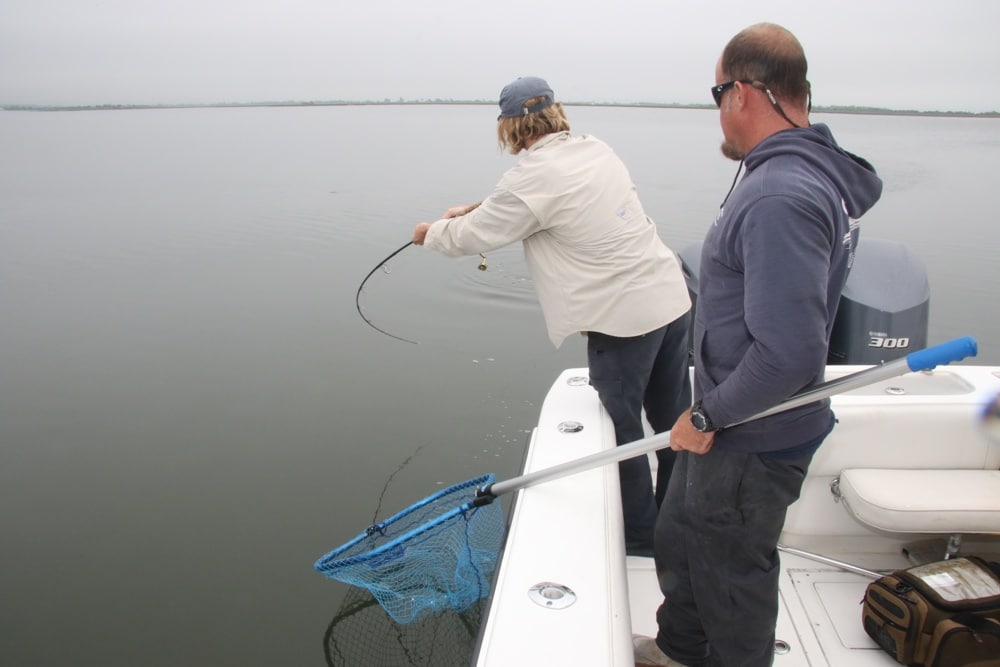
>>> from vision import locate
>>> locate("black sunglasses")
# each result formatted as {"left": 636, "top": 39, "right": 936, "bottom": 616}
{"left": 711, "top": 80, "right": 752, "bottom": 107}
{"left": 712, "top": 79, "right": 807, "bottom": 128}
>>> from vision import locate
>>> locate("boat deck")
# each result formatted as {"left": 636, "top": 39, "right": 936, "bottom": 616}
{"left": 629, "top": 549, "right": 928, "bottom": 667}
{"left": 630, "top": 533, "right": 1000, "bottom": 666}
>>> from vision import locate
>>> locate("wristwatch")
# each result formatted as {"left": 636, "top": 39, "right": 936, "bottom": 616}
{"left": 690, "top": 401, "right": 717, "bottom": 432}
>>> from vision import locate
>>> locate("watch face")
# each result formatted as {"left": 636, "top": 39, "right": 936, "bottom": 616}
{"left": 691, "top": 409, "right": 708, "bottom": 431}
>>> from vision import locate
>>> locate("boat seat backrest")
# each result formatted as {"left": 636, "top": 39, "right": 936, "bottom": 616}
{"left": 809, "top": 404, "right": 1000, "bottom": 477}
{"left": 783, "top": 368, "right": 1000, "bottom": 539}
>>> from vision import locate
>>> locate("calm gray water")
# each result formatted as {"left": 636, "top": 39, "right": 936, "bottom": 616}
{"left": 2, "top": 105, "right": 998, "bottom": 666}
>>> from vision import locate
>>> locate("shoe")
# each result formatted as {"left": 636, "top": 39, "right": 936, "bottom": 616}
{"left": 632, "top": 635, "right": 689, "bottom": 667}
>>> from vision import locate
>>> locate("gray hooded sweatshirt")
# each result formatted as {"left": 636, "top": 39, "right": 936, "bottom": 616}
{"left": 695, "top": 123, "right": 883, "bottom": 454}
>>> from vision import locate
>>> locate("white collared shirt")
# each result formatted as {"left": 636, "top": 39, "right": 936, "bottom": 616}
{"left": 425, "top": 132, "right": 690, "bottom": 347}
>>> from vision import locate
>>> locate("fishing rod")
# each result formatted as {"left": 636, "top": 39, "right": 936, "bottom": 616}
{"left": 354, "top": 223, "right": 489, "bottom": 343}
{"left": 355, "top": 241, "right": 418, "bottom": 345}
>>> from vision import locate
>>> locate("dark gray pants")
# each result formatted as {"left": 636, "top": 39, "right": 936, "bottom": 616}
{"left": 652, "top": 447, "right": 814, "bottom": 666}
{"left": 586, "top": 311, "right": 691, "bottom": 553}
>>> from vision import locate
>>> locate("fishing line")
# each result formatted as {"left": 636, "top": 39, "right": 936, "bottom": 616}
{"left": 369, "top": 443, "right": 427, "bottom": 525}
{"left": 355, "top": 240, "right": 418, "bottom": 344}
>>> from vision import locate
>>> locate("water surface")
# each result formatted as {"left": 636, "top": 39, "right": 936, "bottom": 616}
{"left": 1, "top": 105, "right": 997, "bottom": 666}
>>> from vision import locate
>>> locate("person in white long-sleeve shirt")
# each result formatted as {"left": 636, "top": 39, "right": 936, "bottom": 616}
{"left": 413, "top": 76, "right": 691, "bottom": 555}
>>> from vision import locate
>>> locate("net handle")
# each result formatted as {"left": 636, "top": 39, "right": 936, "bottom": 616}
{"left": 479, "top": 336, "right": 978, "bottom": 501}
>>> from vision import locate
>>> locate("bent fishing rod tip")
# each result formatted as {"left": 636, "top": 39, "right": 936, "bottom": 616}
{"left": 355, "top": 240, "right": 419, "bottom": 344}
{"left": 356, "top": 241, "right": 489, "bottom": 343}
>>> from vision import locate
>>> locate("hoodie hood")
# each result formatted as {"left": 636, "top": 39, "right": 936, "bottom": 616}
{"left": 744, "top": 123, "right": 882, "bottom": 219}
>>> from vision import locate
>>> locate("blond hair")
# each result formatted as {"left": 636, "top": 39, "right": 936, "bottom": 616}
{"left": 497, "top": 98, "right": 570, "bottom": 154}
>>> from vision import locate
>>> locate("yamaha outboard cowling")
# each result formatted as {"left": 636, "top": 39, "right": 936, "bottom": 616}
{"left": 677, "top": 237, "right": 929, "bottom": 366}
{"left": 827, "top": 238, "right": 929, "bottom": 364}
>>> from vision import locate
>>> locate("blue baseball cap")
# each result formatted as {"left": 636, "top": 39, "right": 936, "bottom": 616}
{"left": 498, "top": 76, "right": 555, "bottom": 120}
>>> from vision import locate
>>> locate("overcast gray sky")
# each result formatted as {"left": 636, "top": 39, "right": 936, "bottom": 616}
{"left": 2, "top": 0, "right": 998, "bottom": 112}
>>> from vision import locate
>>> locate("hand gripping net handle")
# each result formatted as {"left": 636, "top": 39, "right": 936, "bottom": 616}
{"left": 479, "top": 336, "right": 978, "bottom": 500}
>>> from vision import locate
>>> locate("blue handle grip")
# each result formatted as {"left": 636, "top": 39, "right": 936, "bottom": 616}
{"left": 906, "top": 336, "right": 978, "bottom": 372}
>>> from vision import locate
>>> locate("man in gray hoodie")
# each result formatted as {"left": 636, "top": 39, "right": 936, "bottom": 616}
{"left": 634, "top": 23, "right": 884, "bottom": 667}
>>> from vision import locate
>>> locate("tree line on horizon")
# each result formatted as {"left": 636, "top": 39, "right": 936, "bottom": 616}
{"left": 2, "top": 99, "right": 997, "bottom": 117}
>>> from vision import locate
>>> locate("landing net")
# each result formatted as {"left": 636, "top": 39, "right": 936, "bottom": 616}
{"left": 323, "top": 585, "right": 487, "bottom": 665}
{"left": 314, "top": 474, "right": 503, "bottom": 624}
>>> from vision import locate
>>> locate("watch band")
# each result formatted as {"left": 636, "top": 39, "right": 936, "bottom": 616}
{"left": 690, "top": 401, "right": 716, "bottom": 432}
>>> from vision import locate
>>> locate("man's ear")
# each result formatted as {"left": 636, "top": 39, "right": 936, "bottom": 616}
{"left": 730, "top": 82, "right": 746, "bottom": 111}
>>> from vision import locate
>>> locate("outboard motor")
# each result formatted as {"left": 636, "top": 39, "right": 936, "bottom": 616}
{"left": 828, "top": 237, "right": 929, "bottom": 364}
{"left": 677, "top": 237, "right": 929, "bottom": 366}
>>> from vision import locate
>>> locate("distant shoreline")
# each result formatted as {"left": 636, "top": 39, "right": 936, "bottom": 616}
{"left": 2, "top": 100, "right": 997, "bottom": 118}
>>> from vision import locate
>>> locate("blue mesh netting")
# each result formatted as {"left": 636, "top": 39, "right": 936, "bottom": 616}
{"left": 314, "top": 474, "right": 504, "bottom": 624}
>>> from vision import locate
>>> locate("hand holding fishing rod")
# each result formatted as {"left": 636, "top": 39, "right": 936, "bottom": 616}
{"left": 412, "top": 201, "right": 482, "bottom": 245}
{"left": 411, "top": 224, "right": 431, "bottom": 246}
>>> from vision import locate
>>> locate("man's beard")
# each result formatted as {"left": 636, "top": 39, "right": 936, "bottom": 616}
{"left": 720, "top": 140, "right": 744, "bottom": 161}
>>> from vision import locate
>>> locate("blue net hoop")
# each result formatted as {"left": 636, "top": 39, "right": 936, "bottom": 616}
{"left": 314, "top": 474, "right": 504, "bottom": 624}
